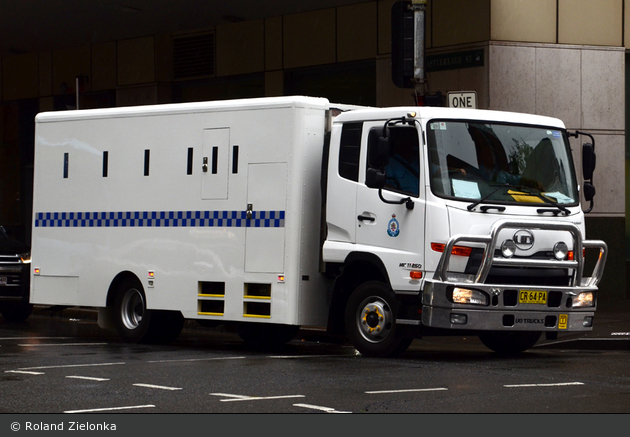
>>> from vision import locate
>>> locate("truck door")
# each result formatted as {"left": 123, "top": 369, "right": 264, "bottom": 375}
{"left": 245, "top": 163, "right": 287, "bottom": 273}
{"left": 355, "top": 122, "right": 425, "bottom": 290}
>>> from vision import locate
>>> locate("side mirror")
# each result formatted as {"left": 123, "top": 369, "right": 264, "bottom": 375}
{"left": 583, "top": 181, "right": 595, "bottom": 213}
{"left": 366, "top": 167, "right": 387, "bottom": 189}
{"left": 366, "top": 127, "right": 390, "bottom": 189}
{"left": 367, "top": 127, "right": 390, "bottom": 168}
{"left": 583, "top": 143, "right": 596, "bottom": 181}
{"left": 583, "top": 181, "right": 596, "bottom": 202}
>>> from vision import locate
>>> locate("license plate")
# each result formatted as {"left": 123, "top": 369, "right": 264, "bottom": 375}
{"left": 519, "top": 290, "right": 547, "bottom": 304}
{"left": 0, "top": 277, "right": 7, "bottom": 286}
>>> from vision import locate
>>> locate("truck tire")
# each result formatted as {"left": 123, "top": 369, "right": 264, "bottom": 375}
{"left": 344, "top": 281, "right": 411, "bottom": 357}
{"left": 0, "top": 301, "right": 33, "bottom": 323}
{"left": 113, "top": 278, "right": 152, "bottom": 342}
{"left": 478, "top": 331, "right": 541, "bottom": 355}
{"left": 112, "top": 277, "right": 184, "bottom": 344}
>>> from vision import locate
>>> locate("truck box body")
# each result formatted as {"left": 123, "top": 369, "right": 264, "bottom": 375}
{"left": 31, "top": 96, "right": 331, "bottom": 327}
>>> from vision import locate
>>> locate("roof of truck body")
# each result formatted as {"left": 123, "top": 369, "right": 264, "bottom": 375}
{"left": 35, "top": 96, "right": 332, "bottom": 123}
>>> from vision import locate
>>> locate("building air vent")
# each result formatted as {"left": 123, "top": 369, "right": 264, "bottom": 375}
{"left": 173, "top": 33, "right": 215, "bottom": 80}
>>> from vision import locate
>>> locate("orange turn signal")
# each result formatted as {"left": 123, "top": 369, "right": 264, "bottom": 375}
{"left": 567, "top": 249, "right": 586, "bottom": 261}
{"left": 409, "top": 271, "right": 423, "bottom": 280}
{"left": 431, "top": 242, "right": 473, "bottom": 257}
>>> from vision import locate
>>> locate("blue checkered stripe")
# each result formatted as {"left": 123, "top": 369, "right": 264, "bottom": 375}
{"left": 35, "top": 210, "right": 285, "bottom": 228}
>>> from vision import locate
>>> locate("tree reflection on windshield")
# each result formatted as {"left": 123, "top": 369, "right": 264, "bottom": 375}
{"left": 427, "top": 120, "right": 578, "bottom": 208}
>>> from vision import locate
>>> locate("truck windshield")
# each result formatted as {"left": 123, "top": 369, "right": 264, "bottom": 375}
{"left": 426, "top": 120, "right": 578, "bottom": 207}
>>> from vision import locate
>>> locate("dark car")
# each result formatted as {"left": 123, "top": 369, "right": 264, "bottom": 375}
{"left": 0, "top": 226, "right": 32, "bottom": 322}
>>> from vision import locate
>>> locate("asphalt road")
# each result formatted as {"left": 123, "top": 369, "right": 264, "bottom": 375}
{"left": 1, "top": 311, "right": 628, "bottom": 416}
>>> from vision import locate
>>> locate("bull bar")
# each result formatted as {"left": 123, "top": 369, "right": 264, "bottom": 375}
{"left": 422, "top": 219, "right": 608, "bottom": 332}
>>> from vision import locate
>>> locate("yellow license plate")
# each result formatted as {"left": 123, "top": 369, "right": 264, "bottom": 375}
{"left": 519, "top": 290, "right": 547, "bottom": 304}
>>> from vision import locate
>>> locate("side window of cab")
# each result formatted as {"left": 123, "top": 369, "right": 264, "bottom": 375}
{"left": 338, "top": 122, "right": 363, "bottom": 182}
{"left": 385, "top": 127, "right": 420, "bottom": 197}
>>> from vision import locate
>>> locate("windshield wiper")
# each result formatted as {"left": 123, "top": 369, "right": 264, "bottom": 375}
{"left": 508, "top": 185, "right": 571, "bottom": 215}
{"left": 467, "top": 184, "right": 571, "bottom": 215}
{"left": 467, "top": 185, "right": 504, "bottom": 211}
{"left": 536, "top": 193, "right": 571, "bottom": 216}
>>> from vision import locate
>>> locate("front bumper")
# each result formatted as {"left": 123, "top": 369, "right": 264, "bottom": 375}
{"left": 422, "top": 219, "right": 607, "bottom": 333}
{"left": 422, "top": 281, "right": 596, "bottom": 331}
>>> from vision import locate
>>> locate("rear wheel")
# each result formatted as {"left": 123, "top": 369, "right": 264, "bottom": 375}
{"left": 113, "top": 277, "right": 183, "bottom": 343}
{"left": 113, "top": 278, "right": 151, "bottom": 342}
{"left": 478, "top": 331, "right": 541, "bottom": 355}
{"left": 344, "top": 281, "right": 411, "bottom": 357}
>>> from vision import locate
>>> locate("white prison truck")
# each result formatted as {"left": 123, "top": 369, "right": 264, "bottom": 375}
{"left": 30, "top": 96, "right": 607, "bottom": 356}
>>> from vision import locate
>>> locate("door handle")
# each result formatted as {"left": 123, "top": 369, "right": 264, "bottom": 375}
{"left": 357, "top": 215, "right": 375, "bottom": 222}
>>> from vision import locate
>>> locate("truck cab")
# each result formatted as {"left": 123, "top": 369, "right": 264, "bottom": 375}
{"left": 323, "top": 106, "right": 607, "bottom": 356}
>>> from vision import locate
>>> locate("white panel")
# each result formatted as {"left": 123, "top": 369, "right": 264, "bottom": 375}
{"left": 245, "top": 163, "right": 287, "bottom": 273}
{"left": 32, "top": 276, "right": 79, "bottom": 306}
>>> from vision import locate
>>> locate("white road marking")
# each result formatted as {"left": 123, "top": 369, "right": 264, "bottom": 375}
{"left": 66, "top": 376, "right": 110, "bottom": 382}
{"left": 210, "top": 393, "right": 253, "bottom": 400}
{"left": 504, "top": 382, "right": 584, "bottom": 388}
{"left": 133, "top": 383, "right": 183, "bottom": 391}
{"left": 64, "top": 404, "right": 156, "bottom": 414}
{"left": 365, "top": 387, "right": 448, "bottom": 394}
{"left": 267, "top": 355, "right": 341, "bottom": 359}
{"left": 4, "top": 370, "right": 45, "bottom": 375}
{"left": 5, "top": 362, "right": 125, "bottom": 375}
{"left": 0, "top": 337, "right": 74, "bottom": 340}
{"left": 210, "top": 393, "right": 305, "bottom": 402}
{"left": 293, "top": 403, "right": 351, "bottom": 413}
{"left": 147, "top": 356, "right": 246, "bottom": 363}
{"left": 18, "top": 342, "right": 108, "bottom": 347}
{"left": 15, "top": 362, "right": 125, "bottom": 371}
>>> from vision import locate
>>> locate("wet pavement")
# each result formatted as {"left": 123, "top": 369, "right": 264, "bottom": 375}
{"left": 29, "top": 298, "right": 630, "bottom": 352}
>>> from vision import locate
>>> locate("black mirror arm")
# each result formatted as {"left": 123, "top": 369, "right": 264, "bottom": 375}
{"left": 569, "top": 130, "right": 597, "bottom": 214}
{"left": 569, "top": 130, "right": 595, "bottom": 149}
{"left": 378, "top": 189, "right": 414, "bottom": 210}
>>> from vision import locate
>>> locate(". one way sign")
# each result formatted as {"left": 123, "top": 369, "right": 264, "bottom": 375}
{"left": 447, "top": 91, "right": 477, "bottom": 109}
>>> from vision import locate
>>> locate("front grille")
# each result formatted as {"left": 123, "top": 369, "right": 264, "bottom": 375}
{"left": 465, "top": 249, "right": 571, "bottom": 287}
{"left": 0, "top": 254, "right": 23, "bottom": 288}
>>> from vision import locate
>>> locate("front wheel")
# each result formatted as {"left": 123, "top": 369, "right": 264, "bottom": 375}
{"left": 478, "top": 331, "right": 541, "bottom": 355}
{"left": 344, "top": 281, "right": 411, "bottom": 357}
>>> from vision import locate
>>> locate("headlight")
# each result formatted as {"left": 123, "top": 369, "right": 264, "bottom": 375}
{"left": 553, "top": 242, "right": 568, "bottom": 260}
{"left": 450, "top": 287, "right": 488, "bottom": 306}
{"left": 501, "top": 239, "right": 516, "bottom": 258}
{"left": 20, "top": 252, "right": 31, "bottom": 264}
{"left": 572, "top": 291, "right": 594, "bottom": 308}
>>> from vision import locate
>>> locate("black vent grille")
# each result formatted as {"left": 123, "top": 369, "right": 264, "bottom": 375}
{"left": 173, "top": 33, "right": 215, "bottom": 80}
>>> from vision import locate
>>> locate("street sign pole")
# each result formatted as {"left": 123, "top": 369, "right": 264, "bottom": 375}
{"left": 412, "top": 0, "right": 427, "bottom": 105}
